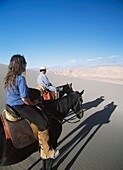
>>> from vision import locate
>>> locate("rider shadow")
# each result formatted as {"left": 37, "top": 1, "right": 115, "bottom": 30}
{"left": 83, "top": 96, "right": 105, "bottom": 111}
{"left": 53, "top": 102, "right": 117, "bottom": 170}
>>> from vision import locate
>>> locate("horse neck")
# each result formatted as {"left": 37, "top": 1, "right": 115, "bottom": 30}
{"left": 58, "top": 92, "right": 78, "bottom": 114}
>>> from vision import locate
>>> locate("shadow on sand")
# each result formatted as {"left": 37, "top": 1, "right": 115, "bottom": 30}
{"left": 82, "top": 96, "right": 105, "bottom": 111}
{"left": 26, "top": 98, "right": 116, "bottom": 170}
{"left": 53, "top": 101, "right": 117, "bottom": 170}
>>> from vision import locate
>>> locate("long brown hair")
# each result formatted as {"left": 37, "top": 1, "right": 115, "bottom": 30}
{"left": 4, "top": 54, "right": 27, "bottom": 89}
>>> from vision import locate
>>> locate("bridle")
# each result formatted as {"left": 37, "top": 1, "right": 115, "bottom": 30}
{"left": 72, "top": 96, "right": 83, "bottom": 113}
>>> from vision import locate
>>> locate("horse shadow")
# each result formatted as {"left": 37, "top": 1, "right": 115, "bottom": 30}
{"left": 53, "top": 102, "right": 117, "bottom": 170}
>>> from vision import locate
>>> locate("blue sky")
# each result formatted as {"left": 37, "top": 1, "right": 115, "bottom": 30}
{"left": 0, "top": 0, "right": 123, "bottom": 69}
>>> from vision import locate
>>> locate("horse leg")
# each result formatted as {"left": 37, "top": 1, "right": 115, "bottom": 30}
{"left": 49, "top": 118, "right": 62, "bottom": 149}
{"left": 42, "top": 159, "right": 53, "bottom": 170}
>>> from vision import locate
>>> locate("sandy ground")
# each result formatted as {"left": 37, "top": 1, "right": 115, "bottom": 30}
{"left": 0, "top": 64, "right": 123, "bottom": 170}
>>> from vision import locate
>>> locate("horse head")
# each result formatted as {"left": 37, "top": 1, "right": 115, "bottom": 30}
{"left": 72, "top": 90, "right": 84, "bottom": 119}
{"left": 57, "top": 83, "right": 73, "bottom": 98}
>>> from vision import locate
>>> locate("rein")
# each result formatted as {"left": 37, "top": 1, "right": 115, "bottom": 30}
{"left": 47, "top": 110, "right": 81, "bottom": 124}
{"left": 63, "top": 110, "right": 83, "bottom": 124}
{"left": 62, "top": 115, "right": 81, "bottom": 124}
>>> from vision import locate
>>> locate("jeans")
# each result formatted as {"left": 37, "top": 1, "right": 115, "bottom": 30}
{"left": 13, "top": 104, "right": 48, "bottom": 131}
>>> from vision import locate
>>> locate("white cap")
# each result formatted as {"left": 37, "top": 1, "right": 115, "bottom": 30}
{"left": 40, "top": 66, "right": 47, "bottom": 70}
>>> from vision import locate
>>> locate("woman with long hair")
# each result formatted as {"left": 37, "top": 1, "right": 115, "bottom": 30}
{"left": 4, "top": 54, "right": 59, "bottom": 159}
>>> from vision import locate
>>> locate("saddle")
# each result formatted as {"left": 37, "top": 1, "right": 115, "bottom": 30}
{"left": 0, "top": 104, "right": 38, "bottom": 149}
{"left": 37, "top": 85, "right": 56, "bottom": 100}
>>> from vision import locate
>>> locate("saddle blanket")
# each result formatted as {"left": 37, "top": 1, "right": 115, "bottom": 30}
{"left": 1, "top": 112, "right": 37, "bottom": 149}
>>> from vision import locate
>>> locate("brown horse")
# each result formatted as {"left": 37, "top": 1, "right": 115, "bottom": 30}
{"left": 0, "top": 90, "right": 84, "bottom": 169}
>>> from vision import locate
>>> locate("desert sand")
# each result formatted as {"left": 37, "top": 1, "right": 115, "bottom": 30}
{"left": 0, "top": 64, "right": 123, "bottom": 170}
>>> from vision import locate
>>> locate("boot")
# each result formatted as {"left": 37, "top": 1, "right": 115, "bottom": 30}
{"left": 38, "top": 129, "right": 60, "bottom": 159}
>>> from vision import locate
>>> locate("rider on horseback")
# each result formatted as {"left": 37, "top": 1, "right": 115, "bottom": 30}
{"left": 4, "top": 54, "right": 59, "bottom": 160}
{"left": 37, "top": 66, "right": 63, "bottom": 98}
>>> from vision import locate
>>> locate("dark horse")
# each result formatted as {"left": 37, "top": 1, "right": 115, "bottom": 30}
{"left": 37, "top": 83, "right": 73, "bottom": 101}
{"left": 0, "top": 90, "right": 84, "bottom": 169}
{"left": 56, "top": 83, "right": 73, "bottom": 98}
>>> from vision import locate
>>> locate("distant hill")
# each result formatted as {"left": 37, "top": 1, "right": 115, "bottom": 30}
{"left": 50, "top": 66, "right": 123, "bottom": 84}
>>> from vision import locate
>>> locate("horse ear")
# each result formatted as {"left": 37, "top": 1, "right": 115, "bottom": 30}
{"left": 80, "top": 90, "right": 84, "bottom": 95}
